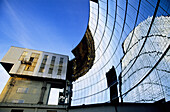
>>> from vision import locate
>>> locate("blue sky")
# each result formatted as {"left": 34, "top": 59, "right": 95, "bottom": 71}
{"left": 0, "top": 0, "right": 89, "bottom": 94}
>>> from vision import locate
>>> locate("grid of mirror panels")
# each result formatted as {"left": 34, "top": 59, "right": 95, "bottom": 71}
{"left": 72, "top": 0, "right": 170, "bottom": 106}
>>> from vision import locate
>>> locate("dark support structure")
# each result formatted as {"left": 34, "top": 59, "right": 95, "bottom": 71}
{"left": 118, "top": 75, "right": 123, "bottom": 103}
{"left": 38, "top": 81, "right": 47, "bottom": 104}
{"left": 106, "top": 66, "right": 118, "bottom": 103}
{"left": 2, "top": 77, "right": 16, "bottom": 103}
{"left": 68, "top": 103, "right": 170, "bottom": 112}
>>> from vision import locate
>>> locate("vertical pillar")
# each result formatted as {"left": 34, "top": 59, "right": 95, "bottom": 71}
{"left": 38, "top": 81, "right": 47, "bottom": 104}
{"left": 2, "top": 77, "right": 16, "bottom": 102}
{"left": 68, "top": 80, "right": 72, "bottom": 107}
{"left": 119, "top": 75, "right": 123, "bottom": 103}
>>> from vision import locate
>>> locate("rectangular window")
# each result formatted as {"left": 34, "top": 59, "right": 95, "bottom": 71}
{"left": 39, "top": 68, "right": 44, "bottom": 73}
{"left": 39, "top": 55, "right": 48, "bottom": 73}
{"left": 57, "top": 57, "right": 64, "bottom": 75}
{"left": 12, "top": 99, "right": 24, "bottom": 103}
{"left": 57, "top": 70, "right": 62, "bottom": 75}
{"left": 59, "top": 57, "right": 64, "bottom": 64}
{"left": 29, "top": 57, "right": 34, "bottom": 62}
{"left": 48, "top": 68, "right": 53, "bottom": 74}
{"left": 17, "top": 87, "right": 28, "bottom": 93}
{"left": 19, "top": 51, "right": 28, "bottom": 61}
{"left": 48, "top": 56, "right": 56, "bottom": 74}
{"left": 60, "top": 58, "right": 63, "bottom": 60}
{"left": 40, "top": 64, "right": 45, "bottom": 68}
{"left": 24, "top": 64, "right": 31, "bottom": 71}
{"left": 24, "top": 53, "right": 40, "bottom": 72}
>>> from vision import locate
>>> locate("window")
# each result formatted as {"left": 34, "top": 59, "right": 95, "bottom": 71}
{"left": 60, "top": 57, "right": 64, "bottom": 61}
{"left": 59, "top": 57, "right": 64, "bottom": 64}
{"left": 17, "top": 87, "right": 28, "bottom": 93}
{"left": 12, "top": 99, "right": 24, "bottom": 103}
{"left": 19, "top": 51, "right": 28, "bottom": 61}
{"left": 39, "top": 67, "right": 44, "bottom": 73}
{"left": 48, "top": 56, "right": 56, "bottom": 74}
{"left": 29, "top": 57, "right": 34, "bottom": 62}
{"left": 57, "top": 57, "right": 64, "bottom": 75}
{"left": 57, "top": 68, "right": 62, "bottom": 75}
{"left": 48, "top": 68, "right": 53, "bottom": 74}
{"left": 57, "top": 69, "right": 62, "bottom": 75}
{"left": 39, "top": 55, "right": 48, "bottom": 73}
{"left": 23, "top": 53, "right": 40, "bottom": 72}
{"left": 52, "top": 56, "right": 56, "bottom": 60}
{"left": 40, "top": 64, "right": 45, "bottom": 68}
{"left": 24, "top": 65, "right": 31, "bottom": 71}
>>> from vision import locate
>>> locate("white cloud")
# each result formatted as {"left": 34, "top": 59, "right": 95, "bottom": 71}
{"left": 3, "top": 0, "right": 33, "bottom": 48}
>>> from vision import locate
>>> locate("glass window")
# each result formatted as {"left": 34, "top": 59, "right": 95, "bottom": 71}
{"left": 12, "top": 99, "right": 24, "bottom": 103}
{"left": 17, "top": 87, "right": 29, "bottom": 93}
{"left": 21, "top": 53, "right": 40, "bottom": 72}
{"left": 57, "top": 57, "right": 64, "bottom": 75}
{"left": 19, "top": 51, "right": 28, "bottom": 61}
{"left": 72, "top": 0, "right": 170, "bottom": 106}
{"left": 39, "top": 55, "right": 48, "bottom": 73}
{"left": 48, "top": 56, "right": 56, "bottom": 74}
{"left": 48, "top": 68, "right": 53, "bottom": 74}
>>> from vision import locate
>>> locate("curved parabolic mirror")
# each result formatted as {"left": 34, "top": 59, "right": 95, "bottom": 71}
{"left": 71, "top": 0, "right": 170, "bottom": 106}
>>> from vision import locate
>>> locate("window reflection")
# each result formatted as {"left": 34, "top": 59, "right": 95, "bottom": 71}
{"left": 71, "top": 0, "right": 170, "bottom": 106}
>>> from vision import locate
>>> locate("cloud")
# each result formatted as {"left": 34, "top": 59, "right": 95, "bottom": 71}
{"left": 3, "top": 0, "right": 33, "bottom": 48}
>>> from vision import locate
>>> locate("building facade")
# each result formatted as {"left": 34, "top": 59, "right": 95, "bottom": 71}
{"left": 0, "top": 47, "right": 70, "bottom": 108}
{"left": 1, "top": 46, "right": 68, "bottom": 80}
{"left": 121, "top": 16, "right": 170, "bottom": 103}
{"left": 71, "top": 0, "right": 170, "bottom": 106}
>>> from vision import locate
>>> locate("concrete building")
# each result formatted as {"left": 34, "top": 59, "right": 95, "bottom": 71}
{"left": 1, "top": 46, "right": 68, "bottom": 80}
{"left": 0, "top": 47, "right": 70, "bottom": 112}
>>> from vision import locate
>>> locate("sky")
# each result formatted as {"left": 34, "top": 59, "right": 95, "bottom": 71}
{"left": 0, "top": 0, "right": 89, "bottom": 100}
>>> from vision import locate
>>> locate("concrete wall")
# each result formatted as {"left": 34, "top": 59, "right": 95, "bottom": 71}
{"left": 0, "top": 102, "right": 169, "bottom": 112}
{"left": 0, "top": 103, "right": 67, "bottom": 112}
{"left": 0, "top": 77, "right": 50, "bottom": 104}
